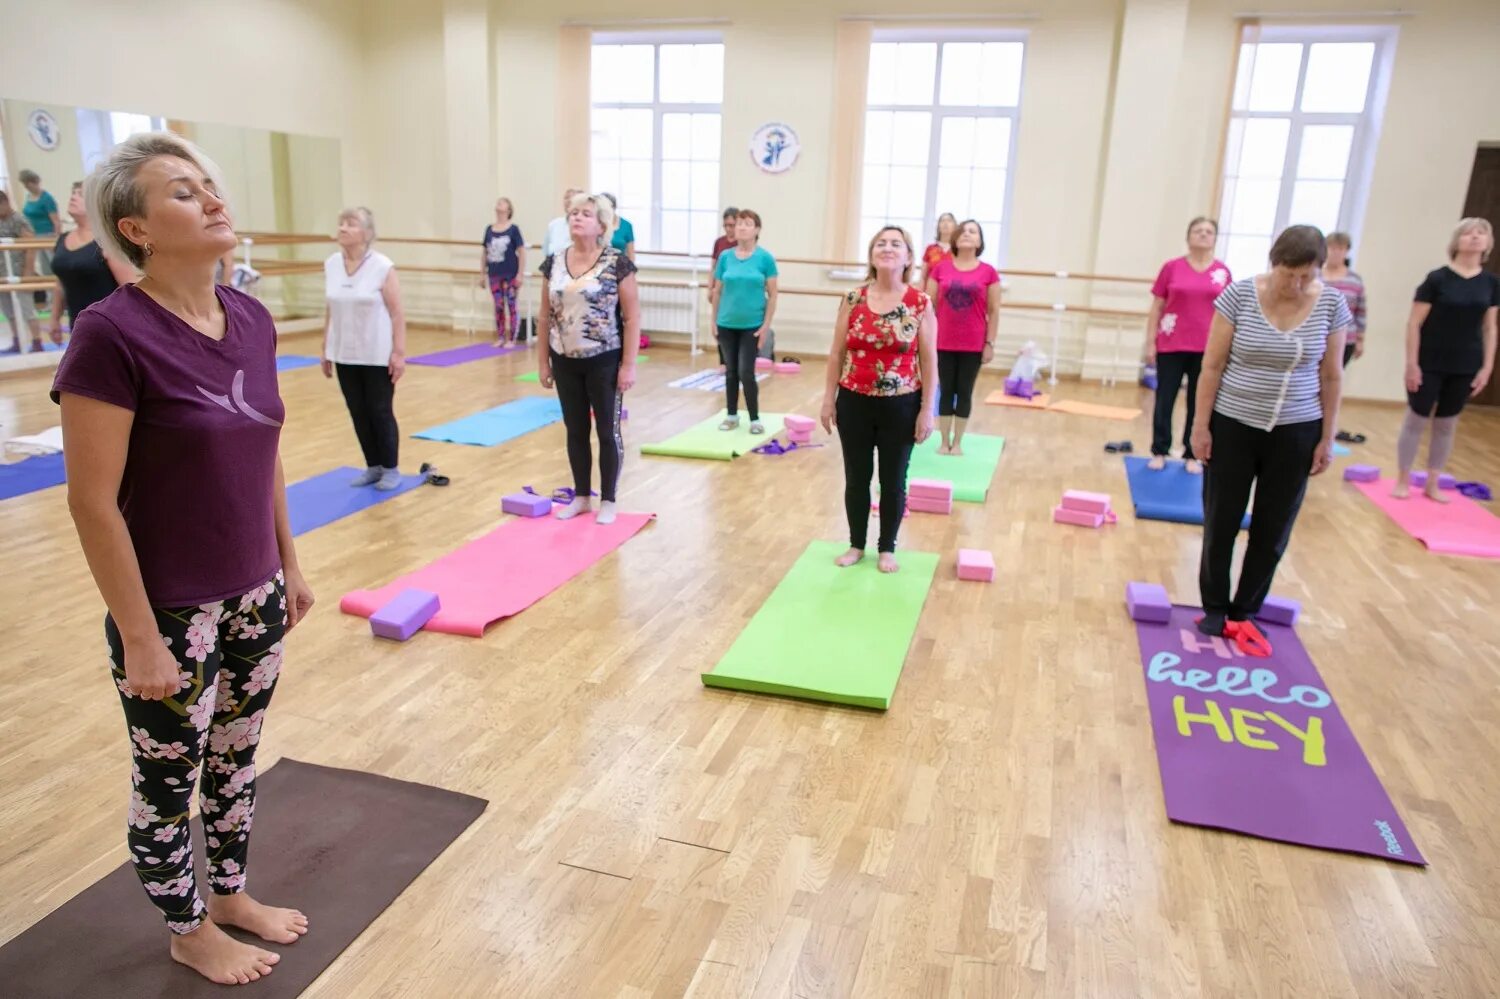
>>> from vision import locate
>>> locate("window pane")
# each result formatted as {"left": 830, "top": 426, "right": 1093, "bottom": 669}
{"left": 1231, "top": 44, "right": 1255, "bottom": 110}
{"left": 860, "top": 217, "right": 886, "bottom": 250}
{"left": 939, "top": 43, "right": 981, "bottom": 105}
{"left": 1288, "top": 179, "right": 1343, "bottom": 233}
{"left": 889, "top": 165, "right": 927, "bottom": 217}
{"left": 864, "top": 111, "right": 894, "bottom": 165}
{"left": 1296, "top": 125, "right": 1353, "bottom": 180}
{"left": 1245, "top": 43, "right": 1302, "bottom": 112}
{"left": 862, "top": 165, "right": 891, "bottom": 217}
{"left": 631, "top": 213, "right": 653, "bottom": 252}
{"left": 591, "top": 46, "right": 617, "bottom": 103}
{"left": 691, "top": 114, "right": 720, "bottom": 160}
{"left": 689, "top": 210, "right": 717, "bottom": 252}
{"left": 619, "top": 109, "right": 654, "bottom": 160}
{"left": 620, "top": 160, "right": 651, "bottom": 207}
{"left": 971, "top": 168, "right": 1005, "bottom": 220}
{"left": 894, "top": 43, "right": 938, "bottom": 105}
{"left": 658, "top": 46, "right": 694, "bottom": 103}
{"left": 977, "top": 220, "right": 1001, "bottom": 263}
{"left": 867, "top": 44, "right": 898, "bottom": 105}
{"left": 939, "top": 117, "right": 976, "bottom": 167}
{"left": 1216, "top": 178, "right": 1237, "bottom": 228}
{"left": 935, "top": 167, "right": 970, "bottom": 217}
{"left": 979, "top": 42, "right": 1024, "bottom": 107}
{"left": 1223, "top": 234, "right": 1270, "bottom": 280}
{"left": 661, "top": 114, "right": 691, "bottom": 160}
{"left": 1301, "top": 43, "right": 1374, "bottom": 113}
{"left": 973, "top": 117, "right": 1011, "bottom": 169}
{"left": 890, "top": 111, "right": 932, "bottom": 166}
{"left": 695, "top": 45, "right": 724, "bottom": 103}
{"left": 660, "top": 209, "right": 690, "bottom": 254}
{"left": 610, "top": 45, "right": 655, "bottom": 103}
{"left": 1230, "top": 117, "right": 1289, "bottom": 179}
{"left": 591, "top": 159, "right": 620, "bottom": 198}
{"left": 1227, "top": 178, "right": 1280, "bottom": 236}
{"left": 592, "top": 108, "right": 619, "bottom": 159}
{"left": 661, "top": 161, "right": 690, "bottom": 209}
{"left": 691, "top": 162, "right": 718, "bottom": 211}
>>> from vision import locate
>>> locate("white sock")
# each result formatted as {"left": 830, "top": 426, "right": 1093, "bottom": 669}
{"left": 595, "top": 500, "right": 617, "bottom": 525}
{"left": 555, "top": 497, "right": 591, "bottom": 520}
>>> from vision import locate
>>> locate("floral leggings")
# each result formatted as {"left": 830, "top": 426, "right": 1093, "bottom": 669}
{"left": 489, "top": 274, "right": 519, "bottom": 341}
{"left": 104, "top": 571, "right": 287, "bottom": 934}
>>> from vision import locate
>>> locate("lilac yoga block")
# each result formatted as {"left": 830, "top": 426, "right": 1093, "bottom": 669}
{"left": 1256, "top": 595, "right": 1301, "bottom": 626}
{"left": 370, "top": 588, "right": 441, "bottom": 641}
{"left": 1126, "top": 581, "right": 1172, "bottom": 624}
{"left": 502, "top": 492, "right": 553, "bottom": 517}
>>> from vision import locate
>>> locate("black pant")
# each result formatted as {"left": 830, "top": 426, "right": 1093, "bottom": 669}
{"left": 1199, "top": 412, "right": 1321, "bottom": 620}
{"left": 1408, "top": 369, "right": 1473, "bottom": 419}
{"left": 836, "top": 388, "right": 920, "bottom": 553}
{"left": 1342, "top": 341, "right": 1356, "bottom": 368}
{"left": 551, "top": 348, "right": 623, "bottom": 502}
{"left": 936, "top": 349, "right": 983, "bottom": 418}
{"left": 336, "top": 363, "right": 399, "bottom": 468}
{"left": 717, "top": 326, "right": 761, "bottom": 420}
{"left": 1152, "top": 351, "right": 1202, "bottom": 458}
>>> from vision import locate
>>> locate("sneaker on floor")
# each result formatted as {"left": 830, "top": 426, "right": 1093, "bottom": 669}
{"left": 350, "top": 466, "right": 382, "bottom": 487}
{"left": 374, "top": 468, "right": 404, "bottom": 491}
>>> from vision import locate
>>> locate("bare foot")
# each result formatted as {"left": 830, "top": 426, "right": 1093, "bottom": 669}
{"left": 1425, "top": 484, "right": 1452, "bottom": 504}
{"left": 835, "top": 548, "right": 865, "bottom": 568}
{"left": 951, "top": 443, "right": 964, "bottom": 457}
{"left": 209, "top": 892, "right": 309, "bottom": 945}
{"left": 1391, "top": 480, "right": 1410, "bottom": 499}
{"left": 877, "top": 553, "right": 900, "bottom": 573}
{"left": 1185, "top": 459, "right": 1203, "bottom": 475}
{"left": 169, "top": 918, "right": 280, "bottom": 986}
{"left": 937, "top": 443, "right": 951, "bottom": 455}
{"left": 1148, "top": 454, "right": 1167, "bottom": 471}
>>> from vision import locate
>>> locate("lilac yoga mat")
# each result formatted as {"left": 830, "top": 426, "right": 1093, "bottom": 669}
{"left": 1134, "top": 604, "right": 1424, "bottom": 865}
{"left": 407, "top": 341, "right": 527, "bottom": 367}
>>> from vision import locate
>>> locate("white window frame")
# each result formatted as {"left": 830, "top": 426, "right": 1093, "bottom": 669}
{"left": 1218, "top": 23, "right": 1397, "bottom": 263}
{"left": 590, "top": 31, "right": 724, "bottom": 255}
{"left": 863, "top": 28, "right": 1027, "bottom": 267}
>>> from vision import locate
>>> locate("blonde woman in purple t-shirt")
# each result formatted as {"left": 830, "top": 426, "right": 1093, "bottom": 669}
{"left": 52, "top": 132, "right": 313, "bottom": 986}
{"left": 1143, "top": 217, "right": 1231, "bottom": 474}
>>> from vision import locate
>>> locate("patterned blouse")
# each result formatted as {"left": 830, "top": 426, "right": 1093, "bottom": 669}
{"left": 838, "top": 284, "right": 928, "bottom": 397}
{"left": 540, "top": 245, "right": 637, "bottom": 358}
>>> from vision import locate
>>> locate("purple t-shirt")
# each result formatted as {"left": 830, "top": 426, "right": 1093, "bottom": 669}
{"left": 51, "top": 285, "right": 285, "bottom": 607}
{"left": 930, "top": 258, "right": 1000, "bottom": 352}
{"left": 1150, "top": 256, "right": 1232, "bottom": 354}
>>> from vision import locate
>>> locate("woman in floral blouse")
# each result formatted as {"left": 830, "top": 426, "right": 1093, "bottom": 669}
{"left": 819, "top": 225, "right": 938, "bottom": 573}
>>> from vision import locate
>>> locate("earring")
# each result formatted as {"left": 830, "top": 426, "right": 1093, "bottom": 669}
{"left": 143, "top": 242, "right": 154, "bottom": 258}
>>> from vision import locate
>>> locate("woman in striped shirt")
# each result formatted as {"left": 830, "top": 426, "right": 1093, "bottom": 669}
{"left": 1191, "top": 226, "right": 1354, "bottom": 657}
{"left": 1323, "top": 232, "right": 1367, "bottom": 443}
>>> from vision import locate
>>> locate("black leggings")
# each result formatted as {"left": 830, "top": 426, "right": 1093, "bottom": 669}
{"left": 336, "top": 363, "right": 399, "bottom": 469}
{"left": 551, "top": 348, "right": 623, "bottom": 502}
{"left": 106, "top": 572, "right": 287, "bottom": 933}
{"left": 1407, "top": 369, "right": 1473, "bottom": 419}
{"left": 717, "top": 326, "right": 760, "bottom": 420}
{"left": 1152, "top": 351, "right": 1203, "bottom": 458}
{"left": 936, "top": 349, "right": 983, "bottom": 418}
{"left": 836, "top": 388, "right": 920, "bottom": 553}
{"left": 1199, "top": 413, "right": 1321, "bottom": 620}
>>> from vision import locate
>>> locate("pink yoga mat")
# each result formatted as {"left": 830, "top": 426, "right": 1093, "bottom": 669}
{"left": 1353, "top": 479, "right": 1500, "bottom": 558}
{"left": 341, "top": 512, "right": 655, "bottom": 636}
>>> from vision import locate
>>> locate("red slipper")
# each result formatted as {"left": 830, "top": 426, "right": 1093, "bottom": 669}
{"left": 1224, "top": 619, "right": 1273, "bottom": 658}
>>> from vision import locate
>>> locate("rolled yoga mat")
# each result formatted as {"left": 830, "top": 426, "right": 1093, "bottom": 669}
{"left": 286, "top": 466, "right": 427, "bottom": 536}
{"left": 274, "top": 354, "right": 320, "bottom": 372}
{"left": 702, "top": 539, "right": 938, "bottom": 709}
{"left": 1133, "top": 603, "right": 1423, "bottom": 864}
{"left": 0, "top": 451, "right": 67, "bottom": 501}
{"left": 0, "top": 759, "right": 487, "bottom": 998}
{"left": 406, "top": 341, "right": 527, "bottom": 367}
{"left": 341, "top": 510, "right": 655, "bottom": 636}
{"left": 640, "top": 410, "right": 790, "bottom": 461}
{"left": 1123, "top": 455, "right": 1249, "bottom": 528}
{"left": 901, "top": 433, "right": 1005, "bottom": 503}
{"left": 1352, "top": 478, "right": 1500, "bottom": 558}
{"left": 412, "top": 396, "right": 563, "bottom": 447}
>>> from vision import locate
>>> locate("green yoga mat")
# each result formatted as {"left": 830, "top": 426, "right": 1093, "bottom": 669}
{"left": 902, "top": 433, "right": 1005, "bottom": 502}
{"left": 516, "top": 355, "right": 649, "bottom": 383}
{"left": 641, "top": 410, "right": 791, "bottom": 460}
{"left": 702, "top": 540, "right": 938, "bottom": 709}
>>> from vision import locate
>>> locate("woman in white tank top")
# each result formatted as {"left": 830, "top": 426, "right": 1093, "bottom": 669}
{"left": 321, "top": 207, "right": 408, "bottom": 489}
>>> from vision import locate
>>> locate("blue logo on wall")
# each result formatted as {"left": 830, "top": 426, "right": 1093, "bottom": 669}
{"left": 750, "top": 123, "right": 800, "bottom": 175}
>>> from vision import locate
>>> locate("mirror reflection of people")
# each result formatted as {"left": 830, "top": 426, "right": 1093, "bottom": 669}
{"left": 0, "top": 189, "right": 43, "bottom": 353}
{"left": 19, "top": 169, "right": 61, "bottom": 306}
{"left": 47, "top": 181, "right": 138, "bottom": 343}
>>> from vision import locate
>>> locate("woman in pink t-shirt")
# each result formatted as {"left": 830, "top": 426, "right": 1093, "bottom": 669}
{"left": 1143, "top": 216, "right": 1231, "bottom": 473}
{"left": 925, "top": 220, "right": 1000, "bottom": 455}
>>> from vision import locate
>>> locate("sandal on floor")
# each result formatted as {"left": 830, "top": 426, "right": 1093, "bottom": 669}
{"left": 749, "top": 421, "right": 765, "bottom": 435}
{"left": 1335, "top": 431, "right": 1366, "bottom": 444}
{"left": 418, "top": 462, "right": 451, "bottom": 486}
{"left": 719, "top": 417, "right": 740, "bottom": 431}
{"left": 1105, "top": 440, "right": 1134, "bottom": 453}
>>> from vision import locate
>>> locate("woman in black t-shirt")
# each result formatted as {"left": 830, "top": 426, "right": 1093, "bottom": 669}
{"left": 1395, "top": 218, "right": 1498, "bottom": 501}
{"left": 46, "top": 181, "right": 137, "bottom": 341}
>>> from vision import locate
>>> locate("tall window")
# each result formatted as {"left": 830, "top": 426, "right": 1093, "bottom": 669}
{"left": 591, "top": 36, "right": 723, "bottom": 254}
{"left": 861, "top": 34, "right": 1025, "bottom": 266}
{"left": 1216, "top": 26, "right": 1395, "bottom": 280}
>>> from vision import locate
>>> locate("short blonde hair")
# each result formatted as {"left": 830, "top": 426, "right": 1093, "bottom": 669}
{"left": 338, "top": 206, "right": 377, "bottom": 247}
{"left": 1449, "top": 217, "right": 1494, "bottom": 263}
{"left": 865, "top": 225, "right": 916, "bottom": 284}
{"left": 567, "top": 192, "right": 617, "bottom": 247}
{"left": 86, "top": 131, "right": 227, "bottom": 269}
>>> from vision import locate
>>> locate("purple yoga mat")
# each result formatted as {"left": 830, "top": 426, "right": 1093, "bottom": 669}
{"left": 407, "top": 341, "right": 527, "bottom": 367}
{"left": 1134, "top": 605, "right": 1424, "bottom": 865}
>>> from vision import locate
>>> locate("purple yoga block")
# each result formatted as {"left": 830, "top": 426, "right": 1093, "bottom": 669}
{"left": 1257, "top": 595, "right": 1301, "bottom": 626}
{"left": 1126, "top": 581, "right": 1172, "bottom": 624}
{"left": 370, "top": 588, "right": 441, "bottom": 641}
{"left": 502, "top": 492, "right": 553, "bottom": 517}
{"left": 1409, "top": 471, "right": 1457, "bottom": 490}
{"left": 1343, "top": 464, "right": 1380, "bottom": 483}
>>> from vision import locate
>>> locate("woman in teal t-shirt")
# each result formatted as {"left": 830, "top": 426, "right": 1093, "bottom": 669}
{"left": 710, "top": 209, "right": 779, "bottom": 433}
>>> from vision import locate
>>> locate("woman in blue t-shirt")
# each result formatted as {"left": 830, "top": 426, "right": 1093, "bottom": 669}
{"left": 709, "top": 209, "right": 779, "bottom": 434}
{"left": 480, "top": 197, "right": 526, "bottom": 345}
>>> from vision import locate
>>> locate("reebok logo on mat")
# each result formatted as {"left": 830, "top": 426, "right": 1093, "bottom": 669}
{"left": 197, "top": 369, "right": 282, "bottom": 427}
{"left": 1374, "top": 820, "right": 1404, "bottom": 856}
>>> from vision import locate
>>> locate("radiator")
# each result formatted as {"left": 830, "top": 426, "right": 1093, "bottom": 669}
{"left": 638, "top": 282, "right": 699, "bottom": 335}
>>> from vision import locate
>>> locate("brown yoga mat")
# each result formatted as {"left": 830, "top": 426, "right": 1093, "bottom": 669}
{"left": 0, "top": 758, "right": 486, "bottom": 998}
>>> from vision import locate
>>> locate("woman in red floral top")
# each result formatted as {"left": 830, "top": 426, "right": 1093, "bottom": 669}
{"left": 819, "top": 225, "right": 938, "bottom": 573}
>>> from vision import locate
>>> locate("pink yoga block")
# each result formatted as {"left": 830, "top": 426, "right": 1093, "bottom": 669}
{"left": 957, "top": 548, "right": 995, "bottom": 581}
{"left": 774, "top": 361, "right": 801, "bottom": 373}
{"left": 1343, "top": 464, "right": 1380, "bottom": 483}
{"left": 909, "top": 497, "right": 952, "bottom": 515}
{"left": 1125, "top": 581, "right": 1172, "bottom": 623}
{"left": 502, "top": 492, "right": 553, "bottom": 517}
{"left": 370, "top": 588, "right": 441, "bottom": 641}
{"left": 1053, "top": 505, "right": 1104, "bottom": 528}
{"left": 909, "top": 478, "right": 953, "bottom": 501}
{"left": 1061, "top": 490, "right": 1111, "bottom": 516}
{"left": 754, "top": 357, "right": 774, "bottom": 370}
{"left": 1409, "top": 471, "right": 1457, "bottom": 490}
{"left": 1257, "top": 595, "right": 1301, "bottom": 626}
{"left": 784, "top": 415, "right": 816, "bottom": 433}
{"left": 787, "top": 428, "right": 812, "bottom": 442}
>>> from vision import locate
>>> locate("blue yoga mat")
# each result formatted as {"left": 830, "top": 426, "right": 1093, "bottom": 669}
{"left": 413, "top": 396, "right": 563, "bottom": 447}
{"left": 1123, "top": 455, "right": 1249, "bottom": 527}
{"left": 276, "top": 355, "right": 321, "bottom": 372}
{"left": 0, "top": 452, "right": 67, "bottom": 501}
{"left": 286, "top": 466, "right": 427, "bottom": 536}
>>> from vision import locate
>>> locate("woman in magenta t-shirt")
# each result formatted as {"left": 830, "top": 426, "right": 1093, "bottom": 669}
{"left": 925, "top": 219, "right": 1000, "bottom": 455}
{"left": 51, "top": 133, "right": 314, "bottom": 986}
{"left": 1144, "top": 216, "right": 1231, "bottom": 472}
